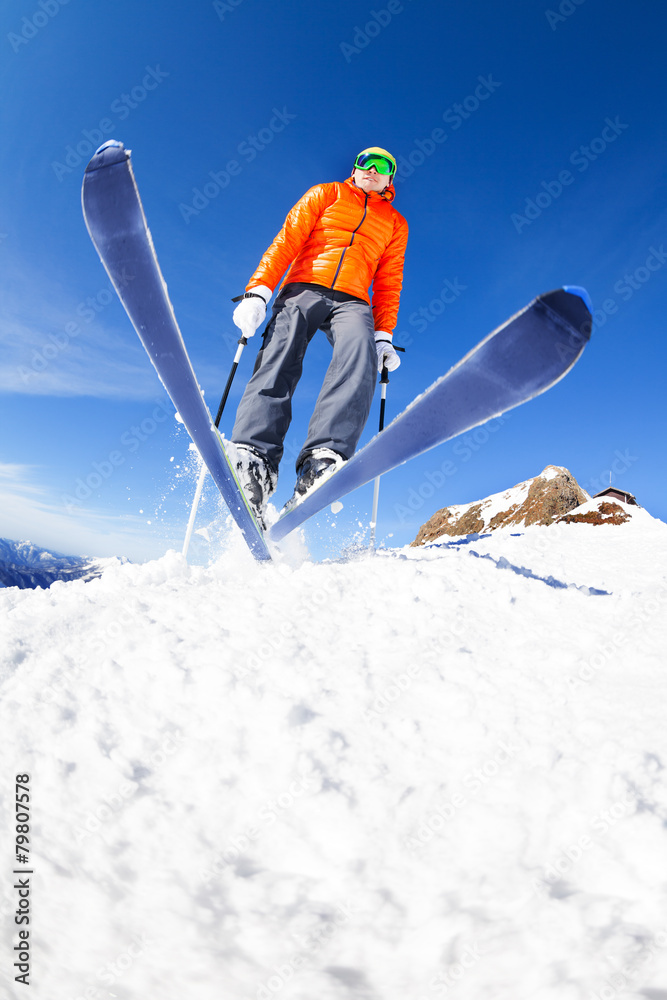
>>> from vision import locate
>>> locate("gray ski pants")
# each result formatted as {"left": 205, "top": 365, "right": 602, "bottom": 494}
{"left": 231, "top": 284, "right": 377, "bottom": 474}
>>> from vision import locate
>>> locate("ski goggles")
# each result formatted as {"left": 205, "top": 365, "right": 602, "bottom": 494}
{"left": 354, "top": 152, "right": 396, "bottom": 176}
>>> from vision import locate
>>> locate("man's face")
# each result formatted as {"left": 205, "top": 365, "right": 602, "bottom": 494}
{"left": 353, "top": 165, "right": 392, "bottom": 193}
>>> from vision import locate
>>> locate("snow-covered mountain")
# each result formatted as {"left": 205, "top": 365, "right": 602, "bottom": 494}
{"left": 1, "top": 515, "right": 667, "bottom": 999}
{"left": 413, "top": 465, "right": 603, "bottom": 544}
{"left": 0, "top": 538, "right": 121, "bottom": 590}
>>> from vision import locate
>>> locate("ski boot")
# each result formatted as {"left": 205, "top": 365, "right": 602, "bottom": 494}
{"left": 284, "top": 448, "right": 344, "bottom": 512}
{"left": 229, "top": 444, "right": 277, "bottom": 530}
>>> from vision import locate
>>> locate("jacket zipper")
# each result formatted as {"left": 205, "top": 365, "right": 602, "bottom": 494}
{"left": 330, "top": 191, "right": 369, "bottom": 290}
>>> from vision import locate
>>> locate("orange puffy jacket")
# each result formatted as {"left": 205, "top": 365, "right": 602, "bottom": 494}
{"left": 247, "top": 177, "right": 408, "bottom": 334}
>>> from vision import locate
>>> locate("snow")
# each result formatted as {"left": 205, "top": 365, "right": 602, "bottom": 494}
{"left": 559, "top": 496, "right": 639, "bottom": 522}
{"left": 1, "top": 516, "right": 667, "bottom": 1000}
{"left": 459, "top": 478, "right": 531, "bottom": 524}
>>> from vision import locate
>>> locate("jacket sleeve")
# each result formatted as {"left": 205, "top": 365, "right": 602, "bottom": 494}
{"left": 246, "top": 183, "right": 337, "bottom": 292}
{"left": 370, "top": 212, "right": 409, "bottom": 334}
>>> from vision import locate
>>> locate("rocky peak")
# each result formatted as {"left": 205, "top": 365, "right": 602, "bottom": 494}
{"left": 412, "top": 466, "right": 590, "bottom": 546}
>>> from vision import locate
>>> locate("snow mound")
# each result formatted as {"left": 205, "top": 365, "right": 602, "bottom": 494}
{"left": 1, "top": 522, "right": 667, "bottom": 999}
{"left": 557, "top": 496, "right": 653, "bottom": 527}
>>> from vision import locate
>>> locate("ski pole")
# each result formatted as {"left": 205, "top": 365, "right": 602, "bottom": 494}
{"left": 182, "top": 335, "right": 248, "bottom": 557}
{"left": 369, "top": 345, "right": 405, "bottom": 550}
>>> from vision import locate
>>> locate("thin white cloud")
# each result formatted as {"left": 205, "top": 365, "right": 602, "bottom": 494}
{"left": 0, "top": 462, "right": 179, "bottom": 561}
{"left": 0, "top": 256, "right": 167, "bottom": 399}
{"left": 0, "top": 246, "right": 238, "bottom": 403}
{"left": 0, "top": 315, "right": 159, "bottom": 401}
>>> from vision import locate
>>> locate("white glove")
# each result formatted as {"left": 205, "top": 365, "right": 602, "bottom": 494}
{"left": 232, "top": 285, "right": 273, "bottom": 338}
{"left": 374, "top": 332, "right": 401, "bottom": 372}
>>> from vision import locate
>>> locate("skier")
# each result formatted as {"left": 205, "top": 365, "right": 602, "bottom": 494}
{"left": 229, "top": 146, "right": 409, "bottom": 524}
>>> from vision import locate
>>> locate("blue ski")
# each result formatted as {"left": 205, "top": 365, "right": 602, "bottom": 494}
{"left": 269, "top": 287, "right": 592, "bottom": 543}
{"left": 81, "top": 141, "right": 271, "bottom": 562}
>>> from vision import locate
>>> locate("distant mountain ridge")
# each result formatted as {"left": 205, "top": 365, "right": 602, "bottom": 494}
{"left": 412, "top": 465, "right": 648, "bottom": 546}
{"left": 0, "top": 538, "right": 118, "bottom": 590}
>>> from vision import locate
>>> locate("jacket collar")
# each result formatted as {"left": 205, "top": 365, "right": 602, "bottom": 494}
{"left": 345, "top": 175, "right": 396, "bottom": 203}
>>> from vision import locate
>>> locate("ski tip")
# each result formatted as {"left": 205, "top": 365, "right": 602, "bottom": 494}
{"left": 84, "top": 140, "right": 130, "bottom": 174}
{"left": 562, "top": 285, "right": 593, "bottom": 317}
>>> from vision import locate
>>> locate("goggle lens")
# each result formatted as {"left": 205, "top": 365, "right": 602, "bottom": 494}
{"left": 354, "top": 153, "right": 396, "bottom": 176}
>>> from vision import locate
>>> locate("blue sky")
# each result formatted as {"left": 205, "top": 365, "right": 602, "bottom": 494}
{"left": 1, "top": 0, "right": 665, "bottom": 562}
